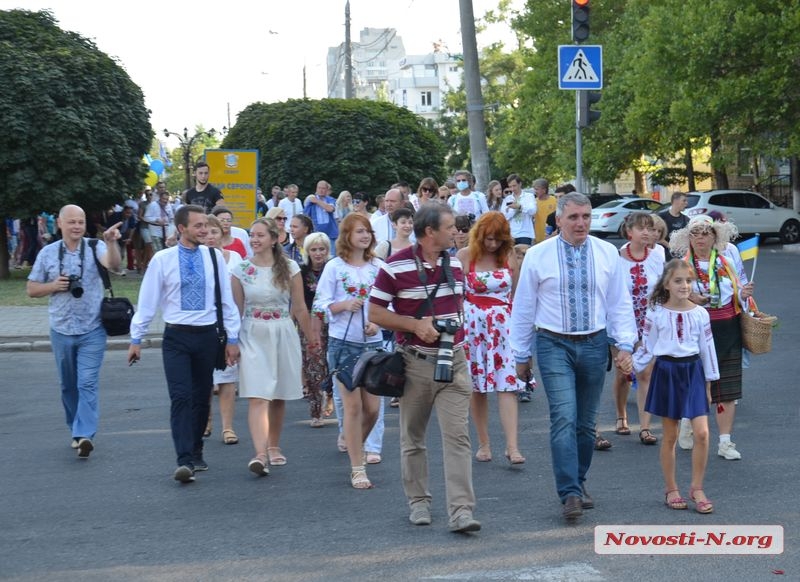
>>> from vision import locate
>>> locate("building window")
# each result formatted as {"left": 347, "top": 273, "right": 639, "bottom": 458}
{"left": 421, "top": 91, "right": 432, "bottom": 106}
{"left": 738, "top": 147, "right": 754, "bottom": 177}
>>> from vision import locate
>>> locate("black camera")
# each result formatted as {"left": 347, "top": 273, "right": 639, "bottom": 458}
{"left": 432, "top": 318, "right": 460, "bottom": 383}
{"left": 67, "top": 275, "right": 83, "bottom": 298}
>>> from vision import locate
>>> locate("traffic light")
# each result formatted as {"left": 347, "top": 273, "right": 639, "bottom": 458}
{"left": 578, "top": 90, "right": 601, "bottom": 127}
{"left": 572, "top": 0, "right": 591, "bottom": 43}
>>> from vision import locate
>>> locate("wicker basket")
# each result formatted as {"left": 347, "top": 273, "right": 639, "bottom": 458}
{"left": 740, "top": 310, "right": 777, "bottom": 355}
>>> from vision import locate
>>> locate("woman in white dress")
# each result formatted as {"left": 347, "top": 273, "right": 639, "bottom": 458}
{"left": 231, "top": 218, "right": 320, "bottom": 476}
{"left": 204, "top": 214, "right": 242, "bottom": 444}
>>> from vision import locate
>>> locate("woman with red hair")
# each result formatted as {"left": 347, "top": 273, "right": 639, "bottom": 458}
{"left": 456, "top": 211, "right": 524, "bottom": 464}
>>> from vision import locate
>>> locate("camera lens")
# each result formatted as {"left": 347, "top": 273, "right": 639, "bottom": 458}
{"left": 71, "top": 287, "right": 83, "bottom": 298}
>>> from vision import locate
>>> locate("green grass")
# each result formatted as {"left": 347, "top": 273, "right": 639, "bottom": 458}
{"left": 0, "top": 268, "right": 142, "bottom": 306}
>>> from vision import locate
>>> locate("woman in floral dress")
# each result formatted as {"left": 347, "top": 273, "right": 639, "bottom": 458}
{"left": 456, "top": 211, "right": 523, "bottom": 464}
{"left": 612, "top": 212, "right": 664, "bottom": 445}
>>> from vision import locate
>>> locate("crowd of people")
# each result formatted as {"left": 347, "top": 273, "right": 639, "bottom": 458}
{"left": 27, "top": 164, "right": 757, "bottom": 533}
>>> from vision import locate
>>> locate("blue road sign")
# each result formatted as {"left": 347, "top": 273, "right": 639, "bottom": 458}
{"left": 558, "top": 45, "right": 603, "bottom": 90}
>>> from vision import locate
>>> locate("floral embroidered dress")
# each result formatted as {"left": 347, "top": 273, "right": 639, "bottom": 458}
{"left": 619, "top": 242, "right": 664, "bottom": 340}
{"left": 463, "top": 262, "right": 517, "bottom": 393}
{"left": 232, "top": 259, "right": 303, "bottom": 401}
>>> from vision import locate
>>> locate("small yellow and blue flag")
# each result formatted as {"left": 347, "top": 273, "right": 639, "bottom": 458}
{"left": 736, "top": 234, "right": 759, "bottom": 261}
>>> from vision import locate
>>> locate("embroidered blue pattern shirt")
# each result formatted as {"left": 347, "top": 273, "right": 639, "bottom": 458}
{"left": 179, "top": 245, "right": 206, "bottom": 311}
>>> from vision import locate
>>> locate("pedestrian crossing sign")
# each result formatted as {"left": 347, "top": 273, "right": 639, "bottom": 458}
{"left": 558, "top": 45, "right": 603, "bottom": 90}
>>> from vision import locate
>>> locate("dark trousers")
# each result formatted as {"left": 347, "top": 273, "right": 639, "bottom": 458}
{"left": 162, "top": 326, "right": 218, "bottom": 467}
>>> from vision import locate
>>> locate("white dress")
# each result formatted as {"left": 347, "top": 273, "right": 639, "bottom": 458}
{"left": 232, "top": 259, "right": 303, "bottom": 400}
{"left": 213, "top": 251, "right": 243, "bottom": 385}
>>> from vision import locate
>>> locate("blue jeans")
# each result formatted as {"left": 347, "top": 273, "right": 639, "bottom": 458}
{"left": 50, "top": 325, "right": 107, "bottom": 439}
{"left": 327, "top": 337, "right": 383, "bottom": 449}
{"left": 536, "top": 330, "right": 608, "bottom": 502}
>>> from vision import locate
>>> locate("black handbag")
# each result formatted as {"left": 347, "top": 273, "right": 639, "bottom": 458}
{"left": 209, "top": 246, "right": 228, "bottom": 371}
{"left": 353, "top": 350, "right": 406, "bottom": 398}
{"left": 88, "top": 240, "right": 135, "bottom": 336}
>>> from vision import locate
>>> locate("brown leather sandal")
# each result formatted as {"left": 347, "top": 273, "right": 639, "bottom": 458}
{"left": 639, "top": 428, "right": 658, "bottom": 445}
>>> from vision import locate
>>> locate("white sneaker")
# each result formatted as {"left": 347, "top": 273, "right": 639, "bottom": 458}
{"left": 718, "top": 441, "right": 742, "bottom": 460}
{"left": 678, "top": 419, "right": 694, "bottom": 450}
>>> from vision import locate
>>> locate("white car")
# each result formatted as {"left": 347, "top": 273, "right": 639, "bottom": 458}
{"left": 684, "top": 190, "right": 800, "bottom": 244}
{"left": 590, "top": 197, "right": 662, "bottom": 238}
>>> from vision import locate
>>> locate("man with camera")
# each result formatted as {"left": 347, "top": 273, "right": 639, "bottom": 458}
{"left": 510, "top": 192, "right": 637, "bottom": 522}
{"left": 369, "top": 203, "right": 480, "bottom": 534}
{"left": 27, "top": 204, "right": 122, "bottom": 459}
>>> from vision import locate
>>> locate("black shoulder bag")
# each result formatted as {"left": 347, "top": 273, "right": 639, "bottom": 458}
{"left": 209, "top": 247, "right": 229, "bottom": 371}
{"left": 88, "top": 240, "right": 135, "bottom": 336}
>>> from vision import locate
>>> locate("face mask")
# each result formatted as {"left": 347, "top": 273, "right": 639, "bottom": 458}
{"left": 456, "top": 180, "right": 469, "bottom": 191}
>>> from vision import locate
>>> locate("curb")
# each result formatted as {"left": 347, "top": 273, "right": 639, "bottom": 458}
{"left": 0, "top": 336, "right": 163, "bottom": 353}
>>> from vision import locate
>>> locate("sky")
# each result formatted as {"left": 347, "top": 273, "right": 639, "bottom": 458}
{"left": 3, "top": 0, "right": 519, "bottom": 146}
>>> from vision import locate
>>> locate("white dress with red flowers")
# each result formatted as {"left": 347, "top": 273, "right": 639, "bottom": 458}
{"left": 233, "top": 259, "right": 304, "bottom": 401}
{"left": 463, "top": 263, "right": 518, "bottom": 393}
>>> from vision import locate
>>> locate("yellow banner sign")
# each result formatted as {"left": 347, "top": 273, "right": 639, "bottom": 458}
{"left": 204, "top": 149, "right": 259, "bottom": 229}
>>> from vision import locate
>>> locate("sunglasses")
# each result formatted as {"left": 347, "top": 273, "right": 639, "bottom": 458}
{"left": 275, "top": 216, "right": 287, "bottom": 221}
{"left": 690, "top": 229, "right": 712, "bottom": 237}
{"left": 421, "top": 187, "right": 436, "bottom": 193}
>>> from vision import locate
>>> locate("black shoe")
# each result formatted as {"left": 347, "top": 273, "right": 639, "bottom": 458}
{"left": 193, "top": 458, "right": 209, "bottom": 472}
{"left": 562, "top": 495, "right": 583, "bottom": 520}
{"left": 581, "top": 484, "right": 594, "bottom": 509}
{"left": 173, "top": 465, "right": 195, "bottom": 483}
{"left": 77, "top": 438, "right": 94, "bottom": 459}
{"left": 518, "top": 391, "right": 532, "bottom": 403}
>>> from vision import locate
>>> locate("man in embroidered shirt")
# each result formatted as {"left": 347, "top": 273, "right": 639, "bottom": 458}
{"left": 128, "top": 205, "right": 241, "bottom": 484}
{"left": 27, "top": 205, "right": 122, "bottom": 459}
{"left": 510, "top": 192, "right": 637, "bottom": 521}
{"left": 369, "top": 203, "right": 480, "bottom": 534}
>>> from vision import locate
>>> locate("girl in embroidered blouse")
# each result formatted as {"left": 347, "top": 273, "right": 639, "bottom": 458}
{"left": 634, "top": 259, "right": 719, "bottom": 513}
{"left": 312, "top": 213, "right": 383, "bottom": 489}
{"left": 611, "top": 212, "right": 664, "bottom": 445}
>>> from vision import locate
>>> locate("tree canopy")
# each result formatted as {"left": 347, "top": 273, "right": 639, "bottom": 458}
{"left": 442, "top": 0, "right": 800, "bottom": 191}
{"left": 222, "top": 98, "right": 446, "bottom": 196}
{"left": 0, "top": 9, "right": 152, "bottom": 217}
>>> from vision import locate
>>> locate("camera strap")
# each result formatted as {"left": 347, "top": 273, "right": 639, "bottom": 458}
{"left": 88, "top": 239, "right": 114, "bottom": 297}
{"left": 58, "top": 239, "right": 86, "bottom": 281}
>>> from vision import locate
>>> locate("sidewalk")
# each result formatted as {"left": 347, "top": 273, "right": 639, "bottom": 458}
{"left": 0, "top": 306, "right": 164, "bottom": 352}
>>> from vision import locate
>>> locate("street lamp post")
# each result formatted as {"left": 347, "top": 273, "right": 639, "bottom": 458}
{"left": 162, "top": 127, "right": 222, "bottom": 191}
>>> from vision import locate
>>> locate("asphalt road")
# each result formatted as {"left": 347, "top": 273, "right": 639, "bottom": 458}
{"left": 1, "top": 243, "right": 798, "bottom": 581}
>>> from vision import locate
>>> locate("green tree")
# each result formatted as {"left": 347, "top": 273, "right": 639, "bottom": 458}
{"left": 0, "top": 9, "right": 151, "bottom": 276}
{"left": 222, "top": 99, "right": 446, "bottom": 196}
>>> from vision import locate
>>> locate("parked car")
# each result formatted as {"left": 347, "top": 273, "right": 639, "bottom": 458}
{"left": 590, "top": 197, "right": 663, "bottom": 238}
{"left": 683, "top": 190, "right": 800, "bottom": 244}
{"left": 588, "top": 193, "right": 622, "bottom": 208}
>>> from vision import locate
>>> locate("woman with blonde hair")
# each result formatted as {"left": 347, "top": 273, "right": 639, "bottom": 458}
{"left": 335, "top": 191, "right": 354, "bottom": 224}
{"left": 414, "top": 178, "right": 439, "bottom": 209}
{"left": 313, "top": 213, "right": 384, "bottom": 488}
{"left": 300, "top": 232, "right": 334, "bottom": 427}
{"left": 457, "top": 211, "right": 523, "bottom": 464}
{"left": 485, "top": 180, "right": 504, "bottom": 212}
{"left": 265, "top": 207, "right": 290, "bottom": 246}
{"left": 203, "top": 214, "right": 242, "bottom": 444}
{"left": 231, "top": 218, "right": 320, "bottom": 476}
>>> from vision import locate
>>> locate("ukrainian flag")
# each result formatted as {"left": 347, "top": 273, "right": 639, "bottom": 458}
{"left": 737, "top": 234, "right": 759, "bottom": 261}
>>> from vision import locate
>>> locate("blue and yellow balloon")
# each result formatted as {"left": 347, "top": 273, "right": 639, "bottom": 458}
{"left": 144, "top": 170, "right": 158, "bottom": 187}
{"left": 149, "top": 159, "right": 165, "bottom": 176}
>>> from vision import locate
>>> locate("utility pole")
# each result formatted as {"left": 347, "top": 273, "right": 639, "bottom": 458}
{"left": 303, "top": 63, "right": 307, "bottom": 99}
{"left": 459, "top": 0, "right": 489, "bottom": 191}
{"left": 344, "top": 1, "right": 353, "bottom": 98}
